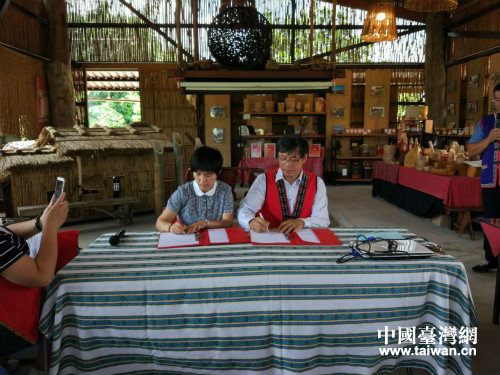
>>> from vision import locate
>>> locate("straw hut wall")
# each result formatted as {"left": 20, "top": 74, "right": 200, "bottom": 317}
{"left": 0, "top": 123, "right": 175, "bottom": 220}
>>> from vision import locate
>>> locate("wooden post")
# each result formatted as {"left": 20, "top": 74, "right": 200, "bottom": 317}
{"left": 309, "top": 0, "right": 314, "bottom": 59}
{"left": 175, "top": 0, "right": 183, "bottom": 63}
{"left": 425, "top": 13, "right": 446, "bottom": 128}
{"left": 172, "top": 135, "right": 184, "bottom": 188}
{"left": 76, "top": 156, "right": 83, "bottom": 200}
{"left": 153, "top": 141, "right": 166, "bottom": 216}
{"left": 192, "top": 0, "right": 199, "bottom": 61}
{"left": 331, "top": 0, "right": 337, "bottom": 63}
{"left": 291, "top": 0, "right": 296, "bottom": 62}
{"left": 43, "top": 0, "right": 76, "bottom": 128}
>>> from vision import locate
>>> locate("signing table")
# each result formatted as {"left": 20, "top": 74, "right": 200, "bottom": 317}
{"left": 40, "top": 229, "right": 476, "bottom": 375}
{"left": 238, "top": 157, "right": 324, "bottom": 184}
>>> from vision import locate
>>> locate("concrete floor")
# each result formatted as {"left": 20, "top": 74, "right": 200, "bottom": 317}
{"left": 23, "top": 184, "right": 499, "bottom": 375}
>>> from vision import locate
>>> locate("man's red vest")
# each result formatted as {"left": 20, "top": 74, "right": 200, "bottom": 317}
{"left": 257, "top": 169, "right": 317, "bottom": 228}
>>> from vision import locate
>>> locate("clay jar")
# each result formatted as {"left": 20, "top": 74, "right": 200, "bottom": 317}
{"left": 265, "top": 101, "right": 275, "bottom": 113}
{"left": 285, "top": 97, "right": 296, "bottom": 112}
{"left": 277, "top": 102, "right": 285, "bottom": 112}
{"left": 254, "top": 101, "right": 264, "bottom": 112}
{"left": 243, "top": 98, "right": 252, "bottom": 112}
{"left": 314, "top": 98, "right": 325, "bottom": 113}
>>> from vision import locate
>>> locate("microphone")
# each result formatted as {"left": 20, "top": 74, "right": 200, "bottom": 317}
{"left": 109, "top": 229, "right": 126, "bottom": 246}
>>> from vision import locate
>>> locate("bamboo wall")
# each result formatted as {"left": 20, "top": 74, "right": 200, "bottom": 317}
{"left": 0, "top": 46, "right": 45, "bottom": 139}
{"left": 0, "top": 0, "right": 47, "bottom": 58}
{"left": 140, "top": 67, "right": 197, "bottom": 140}
{"left": 448, "top": 0, "right": 500, "bottom": 61}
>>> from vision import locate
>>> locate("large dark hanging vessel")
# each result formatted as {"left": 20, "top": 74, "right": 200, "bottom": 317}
{"left": 208, "top": 5, "right": 272, "bottom": 70}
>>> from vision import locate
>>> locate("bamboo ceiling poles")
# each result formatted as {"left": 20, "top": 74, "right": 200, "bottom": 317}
{"left": 192, "top": 0, "right": 199, "bottom": 61}
{"left": 175, "top": 0, "right": 182, "bottom": 62}
{"left": 118, "top": 0, "right": 193, "bottom": 61}
{"left": 331, "top": 0, "right": 337, "bottom": 63}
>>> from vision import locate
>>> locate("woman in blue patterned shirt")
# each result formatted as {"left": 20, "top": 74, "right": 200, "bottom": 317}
{"left": 156, "top": 146, "right": 234, "bottom": 235}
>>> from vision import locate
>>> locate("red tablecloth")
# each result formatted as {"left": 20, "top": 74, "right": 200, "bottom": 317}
{"left": 238, "top": 157, "right": 324, "bottom": 184}
{"left": 396, "top": 166, "right": 482, "bottom": 208}
{"left": 372, "top": 161, "right": 399, "bottom": 184}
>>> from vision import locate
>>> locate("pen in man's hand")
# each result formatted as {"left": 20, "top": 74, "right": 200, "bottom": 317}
{"left": 259, "top": 213, "right": 269, "bottom": 232}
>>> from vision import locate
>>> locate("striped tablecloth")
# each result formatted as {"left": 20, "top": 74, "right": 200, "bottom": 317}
{"left": 238, "top": 157, "right": 324, "bottom": 184}
{"left": 40, "top": 229, "right": 477, "bottom": 375}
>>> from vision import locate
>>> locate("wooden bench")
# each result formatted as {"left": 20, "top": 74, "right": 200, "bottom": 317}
{"left": 17, "top": 196, "right": 140, "bottom": 225}
{"left": 445, "top": 206, "right": 483, "bottom": 240}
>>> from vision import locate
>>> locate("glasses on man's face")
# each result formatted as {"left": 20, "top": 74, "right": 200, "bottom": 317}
{"left": 278, "top": 156, "right": 302, "bottom": 166}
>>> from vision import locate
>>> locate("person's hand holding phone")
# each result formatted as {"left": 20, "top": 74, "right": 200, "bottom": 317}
{"left": 40, "top": 193, "right": 69, "bottom": 231}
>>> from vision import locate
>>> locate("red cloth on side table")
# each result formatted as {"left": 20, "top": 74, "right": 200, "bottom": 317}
{"left": 238, "top": 157, "right": 324, "bottom": 185}
{"left": 0, "top": 230, "right": 80, "bottom": 346}
{"left": 372, "top": 161, "right": 399, "bottom": 184}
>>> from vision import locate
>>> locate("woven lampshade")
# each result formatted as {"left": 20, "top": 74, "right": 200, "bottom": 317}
{"left": 404, "top": 0, "right": 458, "bottom": 12}
{"left": 361, "top": 0, "right": 398, "bottom": 43}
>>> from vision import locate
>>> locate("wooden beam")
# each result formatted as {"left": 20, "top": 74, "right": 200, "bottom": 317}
{"left": 291, "top": 0, "right": 296, "bottom": 62}
{"left": 446, "top": 45, "right": 500, "bottom": 67}
{"left": 9, "top": 1, "right": 48, "bottom": 24}
{"left": 448, "top": 31, "right": 500, "bottom": 39}
{"left": 118, "top": 0, "right": 193, "bottom": 61}
{"left": 447, "top": 2, "right": 500, "bottom": 29}
{"left": 296, "top": 26, "right": 425, "bottom": 63}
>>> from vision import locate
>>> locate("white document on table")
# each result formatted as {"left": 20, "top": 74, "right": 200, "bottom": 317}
{"left": 296, "top": 229, "right": 320, "bottom": 243}
{"left": 158, "top": 232, "right": 199, "bottom": 248}
{"left": 250, "top": 230, "right": 290, "bottom": 243}
{"left": 208, "top": 229, "right": 229, "bottom": 243}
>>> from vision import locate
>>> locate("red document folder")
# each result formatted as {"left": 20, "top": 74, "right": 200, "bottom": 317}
{"left": 157, "top": 227, "right": 249, "bottom": 249}
{"left": 250, "top": 228, "right": 342, "bottom": 246}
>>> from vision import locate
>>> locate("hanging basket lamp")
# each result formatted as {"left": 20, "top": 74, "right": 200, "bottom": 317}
{"left": 361, "top": 0, "right": 398, "bottom": 43}
{"left": 404, "top": 0, "right": 458, "bottom": 12}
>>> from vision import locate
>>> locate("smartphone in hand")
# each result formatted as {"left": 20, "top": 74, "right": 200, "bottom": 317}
{"left": 53, "top": 177, "right": 65, "bottom": 204}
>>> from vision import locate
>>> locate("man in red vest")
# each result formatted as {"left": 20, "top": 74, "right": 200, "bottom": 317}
{"left": 238, "top": 136, "right": 329, "bottom": 233}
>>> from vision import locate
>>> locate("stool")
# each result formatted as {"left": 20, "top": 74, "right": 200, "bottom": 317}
{"left": 445, "top": 206, "right": 483, "bottom": 240}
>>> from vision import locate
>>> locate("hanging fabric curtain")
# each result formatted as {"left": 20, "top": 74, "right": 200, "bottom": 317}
{"left": 361, "top": 0, "right": 398, "bottom": 43}
{"left": 404, "top": 0, "right": 458, "bottom": 12}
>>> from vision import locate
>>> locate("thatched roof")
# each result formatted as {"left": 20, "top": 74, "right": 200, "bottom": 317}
{"left": 37, "top": 122, "right": 173, "bottom": 157}
{"left": 0, "top": 148, "right": 74, "bottom": 172}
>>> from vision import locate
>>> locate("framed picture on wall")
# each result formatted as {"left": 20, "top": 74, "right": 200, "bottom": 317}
{"left": 212, "top": 128, "right": 224, "bottom": 143}
{"left": 447, "top": 80, "right": 456, "bottom": 92}
{"left": 468, "top": 101, "right": 478, "bottom": 113}
{"left": 370, "top": 85, "right": 385, "bottom": 97}
{"left": 332, "top": 85, "right": 345, "bottom": 95}
{"left": 446, "top": 103, "right": 455, "bottom": 116}
{"left": 370, "top": 107, "right": 385, "bottom": 118}
{"left": 210, "top": 106, "right": 226, "bottom": 118}
{"left": 492, "top": 72, "right": 500, "bottom": 85}
{"left": 330, "top": 106, "right": 345, "bottom": 118}
{"left": 468, "top": 75, "right": 479, "bottom": 88}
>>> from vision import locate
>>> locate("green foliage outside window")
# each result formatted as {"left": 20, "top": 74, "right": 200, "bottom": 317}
{"left": 88, "top": 91, "right": 141, "bottom": 128}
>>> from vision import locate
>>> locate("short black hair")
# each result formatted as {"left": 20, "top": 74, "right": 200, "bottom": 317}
{"left": 494, "top": 83, "right": 500, "bottom": 95}
{"left": 190, "top": 146, "right": 223, "bottom": 173}
{"left": 276, "top": 136, "right": 309, "bottom": 158}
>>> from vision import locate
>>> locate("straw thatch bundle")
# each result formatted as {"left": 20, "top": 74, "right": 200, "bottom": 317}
{"left": 37, "top": 123, "right": 172, "bottom": 157}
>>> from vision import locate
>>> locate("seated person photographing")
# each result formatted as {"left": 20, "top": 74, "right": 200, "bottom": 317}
{"left": 156, "top": 146, "right": 234, "bottom": 235}
{"left": 238, "top": 136, "right": 329, "bottom": 233}
{"left": 0, "top": 193, "right": 69, "bottom": 287}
